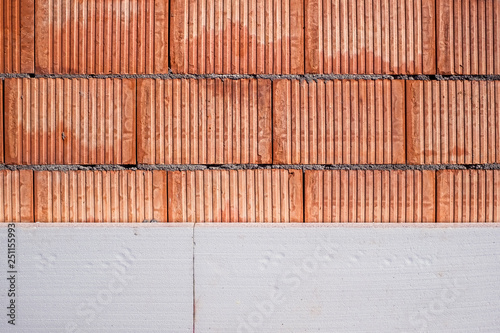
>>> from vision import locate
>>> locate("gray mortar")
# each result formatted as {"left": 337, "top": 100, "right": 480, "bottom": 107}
{"left": 435, "top": 74, "right": 500, "bottom": 81}
{"left": 138, "top": 164, "right": 208, "bottom": 171}
{"left": 273, "top": 164, "right": 469, "bottom": 171}
{"left": 1, "top": 73, "right": 500, "bottom": 81}
{"left": 2, "top": 163, "right": 500, "bottom": 171}
{"left": 0, "top": 73, "right": 30, "bottom": 78}
{"left": 0, "top": 164, "right": 130, "bottom": 171}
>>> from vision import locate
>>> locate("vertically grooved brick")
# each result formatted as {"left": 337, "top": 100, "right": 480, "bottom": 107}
{"left": 304, "top": 170, "right": 435, "bottom": 222}
{"left": 391, "top": 79, "right": 406, "bottom": 164}
{"left": 137, "top": 78, "right": 272, "bottom": 164}
{"left": 305, "top": 0, "right": 435, "bottom": 74}
{"left": 406, "top": 80, "right": 499, "bottom": 164}
{"left": 273, "top": 79, "right": 405, "bottom": 164}
{"left": 167, "top": 169, "right": 302, "bottom": 222}
{"left": 437, "top": 0, "right": 499, "bottom": 74}
{"left": 34, "top": 0, "right": 168, "bottom": 74}
{"left": 34, "top": 170, "right": 167, "bottom": 222}
{"left": 0, "top": 170, "right": 33, "bottom": 222}
{"left": 437, "top": 170, "right": 500, "bottom": 222}
{"left": 4, "top": 78, "right": 136, "bottom": 165}
{"left": 170, "top": 0, "right": 304, "bottom": 74}
{"left": 0, "top": 0, "right": 34, "bottom": 73}
{"left": 406, "top": 80, "right": 423, "bottom": 164}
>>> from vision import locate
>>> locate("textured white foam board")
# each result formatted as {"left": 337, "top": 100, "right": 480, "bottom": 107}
{"left": 0, "top": 223, "right": 193, "bottom": 333}
{"left": 194, "top": 224, "right": 500, "bottom": 333}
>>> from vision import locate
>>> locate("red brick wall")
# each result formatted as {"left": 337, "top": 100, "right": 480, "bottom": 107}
{"left": 0, "top": 0, "right": 498, "bottom": 222}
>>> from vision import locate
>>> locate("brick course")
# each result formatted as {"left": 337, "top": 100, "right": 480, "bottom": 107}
{"left": 0, "top": 0, "right": 498, "bottom": 75}
{"left": 1, "top": 169, "right": 500, "bottom": 222}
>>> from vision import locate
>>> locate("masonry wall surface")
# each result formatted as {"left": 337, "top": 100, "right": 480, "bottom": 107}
{"left": 0, "top": 0, "right": 498, "bottom": 222}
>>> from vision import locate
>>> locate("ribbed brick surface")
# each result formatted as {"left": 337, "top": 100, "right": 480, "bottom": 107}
{"left": 170, "top": 0, "right": 304, "bottom": 74}
{"left": 4, "top": 0, "right": 498, "bottom": 76}
{"left": 34, "top": 0, "right": 169, "bottom": 74}
{"left": 273, "top": 79, "right": 406, "bottom": 164}
{"left": 168, "top": 169, "right": 303, "bottom": 222}
{"left": 0, "top": 0, "right": 34, "bottom": 73}
{"left": 0, "top": 170, "right": 33, "bottom": 222}
{"left": 407, "top": 80, "right": 499, "bottom": 164}
{"left": 304, "top": 0, "right": 436, "bottom": 74}
{"left": 1, "top": 1, "right": 498, "bottom": 224}
{"left": 305, "top": 170, "right": 435, "bottom": 222}
{"left": 437, "top": 169, "right": 500, "bottom": 222}
{"left": 137, "top": 78, "right": 272, "bottom": 164}
{"left": 4, "top": 78, "right": 136, "bottom": 165}
{"left": 0, "top": 80, "right": 3, "bottom": 163}
{"left": 34, "top": 170, "right": 167, "bottom": 222}
{"left": 437, "top": 0, "right": 500, "bottom": 75}
{"left": 7, "top": 168, "right": 500, "bottom": 222}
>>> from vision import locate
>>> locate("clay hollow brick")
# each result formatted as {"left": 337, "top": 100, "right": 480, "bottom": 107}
{"left": 4, "top": 78, "right": 136, "bottom": 165}
{"left": 436, "top": 0, "right": 500, "bottom": 75}
{"left": 137, "top": 78, "right": 272, "bottom": 165}
{"left": 34, "top": 0, "right": 169, "bottom": 74}
{"left": 437, "top": 169, "right": 500, "bottom": 222}
{"left": 305, "top": 169, "right": 436, "bottom": 222}
{"left": 407, "top": 80, "right": 500, "bottom": 164}
{"left": 34, "top": 170, "right": 167, "bottom": 222}
{"left": 170, "top": 0, "right": 304, "bottom": 74}
{"left": 168, "top": 169, "right": 303, "bottom": 222}
{"left": 0, "top": 170, "right": 34, "bottom": 222}
{"left": 273, "top": 79, "right": 406, "bottom": 164}
{"left": 305, "top": 0, "right": 436, "bottom": 74}
{"left": 0, "top": 0, "right": 34, "bottom": 73}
